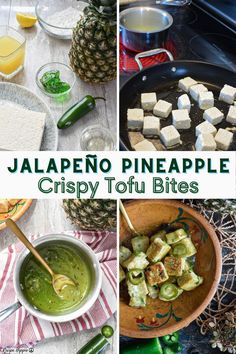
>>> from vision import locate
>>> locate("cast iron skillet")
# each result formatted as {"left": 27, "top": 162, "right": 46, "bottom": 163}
{"left": 120, "top": 60, "right": 236, "bottom": 151}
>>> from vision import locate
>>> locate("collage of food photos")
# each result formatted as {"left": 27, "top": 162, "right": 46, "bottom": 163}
{"left": 0, "top": 1, "right": 235, "bottom": 354}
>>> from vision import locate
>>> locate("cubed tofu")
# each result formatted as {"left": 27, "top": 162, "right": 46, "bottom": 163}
{"left": 178, "top": 77, "right": 198, "bottom": 92}
{"left": 190, "top": 84, "right": 208, "bottom": 101}
{"left": 226, "top": 106, "right": 236, "bottom": 125}
{"left": 166, "top": 228, "right": 188, "bottom": 245}
{"left": 141, "top": 92, "right": 157, "bottom": 111}
{"left": 150, "top": 230, "right": 167, "bottom": 243}
{"left": 131, "top": 235, "right": 149, "bottom": 253}
{"left": 203, "top": 107, "right": 224, "bottom": 125}
{"left": 134, "top": 139, "right": 156, "bottom": 151}
{"left": 153, "top": 100, "right": 172, "bottom": 118}
{"left": 146, "top": 239, "right": 171, "bottom": 263}
{"left": 219, "top": 84, "right": 236, "bottom": 104}
{"left": 145, "top": 262, "right": 169, "bottom": 286}
{"left": 214, "top": 128, "right": 233, "bottom": 151}
{"left": 120, "top": 246, "right": 132, "bottom": 265}
{"left": 127, "top": 280, "right": 148, "bottom": 307}
{"left": 147, "top": 284, "right": 159, "bottom": 299}
{"left": 0, "top": 199, "right": 9, "bottom": 213}
{"left": 160, "top": 125, "right": 181, "bottom": 148}
{"left": 195, "top": 121, "right": 217, "bottom": 137}
{"left": 195, "top": 134, "right": 216, "bottom": 151}
{"left": 172, "top": 109, "right": 191, "bottom": 130}
{"left": 177, "top": 271, "right": 203, "bottom": 291}
{"left": 143, "top": 116, "right": 160, "bottom": 137}
{"left": 123, "top": 252, "right": 149, "bottom": 271}
{"left": 177, "top": 94, "right": 191, "bottom": 112}
{"left": 127, "top": 108, "right": 144, "bottom": 130}
{"left": 119, "top": 265, "right": 126, "bottom": 283}
{"left": 172, "top": 238, "right": 197, "bottom": 258}
{"left": 164, "top": 256, "right": 185, "bottom": 277}
{"left": 198, "top": 91, "right": 214, "bottom": 110}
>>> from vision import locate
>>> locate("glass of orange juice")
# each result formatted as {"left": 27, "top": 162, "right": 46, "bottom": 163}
{"left": 0, "top": 26, "right": 26, "bottom": 79}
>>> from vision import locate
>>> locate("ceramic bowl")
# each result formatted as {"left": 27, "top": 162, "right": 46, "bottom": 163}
{"left": 120, "top": 200, "right": 222, "bottom": 338}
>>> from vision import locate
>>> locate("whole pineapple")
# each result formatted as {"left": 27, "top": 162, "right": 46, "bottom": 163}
{"left": 69, "top": 0, "right": 117, "bottom": 83}
{"left": 63, "top": 199, "right": 117, "bottom": 230}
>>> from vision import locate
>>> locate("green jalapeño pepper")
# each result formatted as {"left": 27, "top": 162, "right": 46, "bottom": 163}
{"left": 159, "top": 283, "right": 183, "bottom": 301}
{"left": 57, "top": 96, "right": 105, "bottom": 129}
{"left": 121, "top": 338, "right": 163, "bottom": 354}
{"left": 77, "top": 333, "right": 108, "bottom": 354}
{"left": 101, "top": 325, "right": 114, "bottom": 338}
{"left": 163, "top": 347, "right": 176, "bottom": 354}
{"left": 162, "top": 332, "right": 179, "bottom": 346}
{"left": 128, "top": 269, "right": 145, "bottom": 285}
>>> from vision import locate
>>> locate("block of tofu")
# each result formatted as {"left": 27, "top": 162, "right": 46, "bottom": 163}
{"left": 143, "top": 116, "right": 160, "bottom": 136}
{"left": 127, "top": 280, "right": 148, "bottom": 307}
{"left": 0, "top": 199, "right": 9, "bottom": 213}
{"left": 226, "top": 106, "right": 236, "bottom": 125}
{"left": 166, "top": 228, "right": 188, "bottom": 245}
{"left": 177, "top": 94, "right": 191, "bottom": 112}
{"left": 195, "top": 134, "right": 216, "bottom": 151}
{"left": 172, "top": 109, "right": 191, "bottom": 130}
{"left": 178, "top": 77, "right": 198, "bottom": 92}
{"left": 134, "top": 139, "right": 156, "bottom": 151}
{"left": 214, "top": 128, "right": 233, "bottom": 151}
{"left": 122, "top": 252, "right": 149, "bottom": 271}
{"left": 120, "top": 246, "right": 132, "bottom": 266}
{"left": 190, "top": 84, "right": 208, "bottom": 101}
{"left": 145, "top": 262, "right": 169, "bottom": 286}
{"left": 219, "top": 84, "right": 236, "bottom": 104}
{"left": 198, "top": 91, "right": 214, "bottom": 110}
{"left": 150, "top": 230, "right": 167, "bottom": 243}
{"left": 160, "top": 125, "right": 181, "bottom": 148}
{"left": 177, "top": 271, "right": 203, "bottom": 291}
{"left": 141, "top": 92, "right": 157, "bottom": 111}
{"left": 164, "top": 256, "right": 185, "bottom": 277}
{"left": 195, "top": 121, "right": 217, "bottom": 137}
{"left": 203, "top": 107, "right": 224, "bottom": 125}
{"left": 0, "top": 105, "right": 46, "bottom": 151}
{"left": 172, "top": 238, "right": 197, "bottom": 258}
{"left": 127, "top": 108, "right": 144, "bottom": 130}
{"left": 153, "top": 99, "right": 172, "bottom": 118}
{"left": 146, "top": 239, "right": 171, "bottom": 263}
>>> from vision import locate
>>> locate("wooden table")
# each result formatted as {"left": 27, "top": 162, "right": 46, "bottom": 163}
{"left": 0, "top": 0, "right": 117, "bottom": 151}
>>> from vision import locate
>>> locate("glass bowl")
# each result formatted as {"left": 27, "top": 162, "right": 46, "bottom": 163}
{"left": 35, "top": 0, "right": 87, "bottom": 39}
{"left": 36, "top": 62, "right": 76, "bottom": 100}
{"left": 80, "top": 125, "right": 115, "bottom": 151}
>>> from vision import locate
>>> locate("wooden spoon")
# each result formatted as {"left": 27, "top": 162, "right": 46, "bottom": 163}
{"left": 119, "top": 200, "right": 139, "bottom": 235}
{"left": 6, "top": 219, "right": 76, "bottom": 298}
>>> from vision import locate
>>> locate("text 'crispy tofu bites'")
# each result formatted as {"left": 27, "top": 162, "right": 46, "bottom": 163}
{"left": 172, "top": 238, "right": 197, "bottom": 258}
{"left": 146, "top": 239, "right": 171, "bottom": 263}
{"left": 166, "top": 228, "right": 188, "bottom": 244}
{"left": 145, "top": 262, "right": 169, "bottom": 286}
{"left": 219, "top": 84, "right": 236, "bottom": 104}
{"left": 178, "top": 77, "right": 198, "bottom": 92}
{"left": 141, "top": 92, "right": 157, "bottom": 111}
{"left": 177, "top": 271, "right": 203, "bottom": 291}
{"left": 127, "top": 279, "right": 148, "bottom": 307}
{"left": 127, "top": 108, "right": 144, "bottom": 130}
{"left": 164, "top": 256, "right": 185, "bottom": 277}
{"left": 123, "top": 252, "right": 149, "bottom": 271}
{"left": 153, "top": 99, "right": 172, "bottom": 118}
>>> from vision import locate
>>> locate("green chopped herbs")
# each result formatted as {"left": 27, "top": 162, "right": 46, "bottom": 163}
{"left": 40, "top": 70, "right": 70, "bottom": 94}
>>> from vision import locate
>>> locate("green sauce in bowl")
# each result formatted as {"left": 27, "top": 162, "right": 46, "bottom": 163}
{"left": 20, "top": 241, "right": 92, "bottom": 315}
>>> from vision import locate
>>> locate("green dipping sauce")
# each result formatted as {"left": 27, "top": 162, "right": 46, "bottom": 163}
{"left": 20, "top": 241, "right": 92, "bottom": 315}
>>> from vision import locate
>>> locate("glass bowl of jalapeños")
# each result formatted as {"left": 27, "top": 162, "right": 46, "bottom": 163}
{"left": 36, "top": 62, "right": 76, "bottom": 100}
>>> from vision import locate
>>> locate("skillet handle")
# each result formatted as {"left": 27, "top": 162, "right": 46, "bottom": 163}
{"left": 135, "top": 48, "right": 174, "bottom": 71}
{"left": 0, "top": 301, "right": 22, "bottom": 323}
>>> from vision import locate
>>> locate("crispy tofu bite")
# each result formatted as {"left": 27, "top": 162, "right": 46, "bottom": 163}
{"left": 131, "top": 235, "right": 149, "bottom": 253}
{"left": 177, "top": 271, "right": 203, "bottom": 291}
{"left": 120, "top": 246, "right": 132, "bottom": 266}
{"left": 164, "top": 256, "right": 185, "bottom": 277}
{"left": 166, "top": 228, "right": 188, "bottom": 245}
{"left": 123, "top": 252, "right": 149, "bottom": 271}
{"left": 127, "top": 279, "right": 148, "bottom": 307}
{"left": 146, "top": 239, "right": 171, "bottom": 263}
{"left": 145, "top": 262, "right": 169, "bottom": 286}
{"left": 150, "top": 230, "right": 167, "bottom": 242}
{"left": 172, "top": 238, "right": 197, "bottom": 258}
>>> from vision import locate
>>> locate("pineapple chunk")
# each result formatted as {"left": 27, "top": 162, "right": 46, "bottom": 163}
{"left": 172, "top": 238, "right": 197, "bottom": 258}
{"left": 145, "top": 262, "right": 169, "bottom": 286}
{"left": 119, "top": 265, "right": 126, "bottom": 283}
{"left": 177, "top": 271, "right": 203, "bottom": 291}
{"left": 122, "top": 252, "right": 149, "bottom": 271}
{"left": 166, "top": 228, "right": 188, "bottom": 245}
{"left": 120, "top": 246, "right": 132, "bottom": 265}
{"left": 131, "top": 235, "right": 149, "bottom": 253}
{"left": 127, "top": 279, "right": 148, "bottom": 307}
{"left": 150, "top": 230, "right": 167, "bottom": 242}
{"left": 164, "top": 256, "right": 185, "bottom": 277}
{"left": 146, "top": 239, "right": 171, "bottom": 263}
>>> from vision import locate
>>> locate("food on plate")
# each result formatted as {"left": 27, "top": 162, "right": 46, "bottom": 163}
{"left": 203, "top": 107, "right": 224, "bottom": 125}
{"left": 16, "top": 13, "right": 37, "bottom": 28}
{"left": 127, "top": 108, "right": 144, "bottom": 130}
{"left": 177, "top": 94, "right": 191, "bottom": 112}
{"left": 214, "top": 128, "right": 233, "bottom": 150}
{"left": 172, "top": 109, "right": 191, "bottom": 130}
{"left": 0, "top": 105, "right": 45, "bottom": 151}
{"left": 0, "top": 200, "right": 10, "bottom": 213}
{"left": 134, "top": 139, "right": 156, "bottom": 151}
{"left": 195, "top": 121, "right": 217, "bottom": 136}
{"left": 141, "top": 92, "right": 157, "bottom": 111}
{"left": 226, "top": 106, "right": 236, "bottom": 125}
{"left": 40, "top": 70, "right": 70, "bottom": 94}
{"left": 153, "top": 99, "right": 172, "bottom": 118}
{"left": 189, "top": 84, "right": 208, "bottom": 101}
{"left": 143, "top": 116, "right": 160, "bottom": 137}
{"left": 8, "top": 199, "right": 21, "bottom": 206}
{"left": 20, "top": 241, "right": 91, "bottom": 314}
{"left": 0, "top": 34, "right": 25, "bottom": 76}
{"left": 120, "top": 227, "right": 203, "bottom": 307}
{"left": 178, "top": 77, "right": 198, "bottom": 92}
{"left": 219, "top": 84, "right": 236, "bottom": 104}
{"left": 195, "top": 133, "right": 216, "bottom": 151}
{"left": 160, "top": 125, "right": 181, "bottom": 148}
{"left": 198, "top": 91, "right": 214, "bottom": 110}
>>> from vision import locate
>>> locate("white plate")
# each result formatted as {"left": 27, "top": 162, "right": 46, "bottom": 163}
{"left": 0, "top": 82, "right": 58, "bottom": 151}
